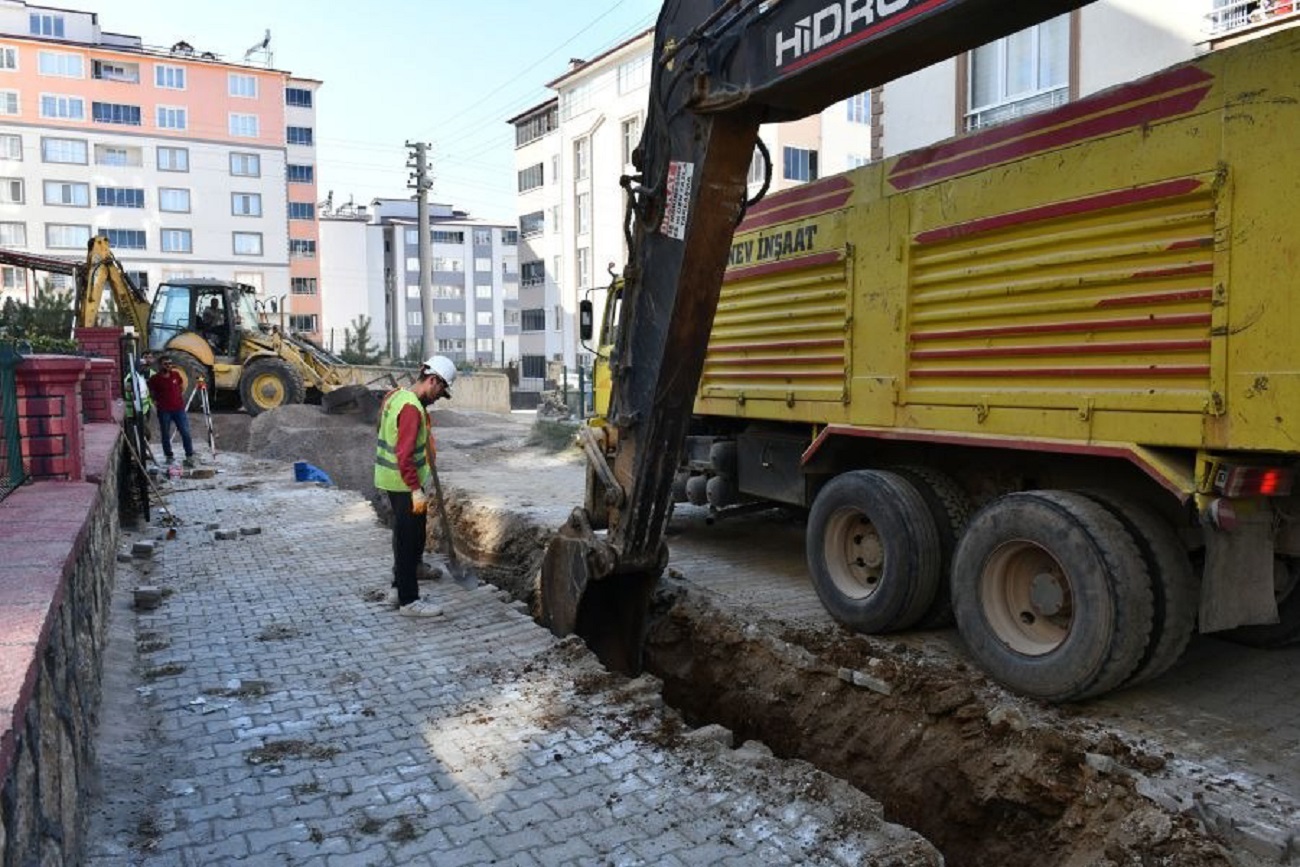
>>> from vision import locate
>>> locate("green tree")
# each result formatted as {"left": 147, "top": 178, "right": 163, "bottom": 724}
{"left": 0, "top": 280, "right": 76, "bottom": 353}
{"left": 339, "top": 314, "right": 380, "bottom": 365}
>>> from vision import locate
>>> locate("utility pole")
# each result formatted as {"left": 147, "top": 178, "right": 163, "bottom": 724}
{"left": 406, "top": 140, "right": 434, "bottom": 361}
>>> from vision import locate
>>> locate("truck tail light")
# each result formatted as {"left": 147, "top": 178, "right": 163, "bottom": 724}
{"left": 1214, "top": 465, "right": 1295, "bottom": 497}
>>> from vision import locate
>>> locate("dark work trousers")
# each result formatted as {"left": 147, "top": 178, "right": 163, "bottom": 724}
{"left": 156, "top": 409, "right": 195, "bottom": 461}
{"left": 387, "top": 490, "right": 427, "bottom": 605}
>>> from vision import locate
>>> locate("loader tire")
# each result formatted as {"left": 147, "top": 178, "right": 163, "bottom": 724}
{"left": 240, "top": 357, "right": 305, "bottom": 416}
{"left": 806, "top": 469, "right": 941, "bottom": 633}
{"left": 1219, "top": 557, "right": 1300, "bottom": 648}
{"left": 951, "top": 491, "right": 1154, "bottom": 703}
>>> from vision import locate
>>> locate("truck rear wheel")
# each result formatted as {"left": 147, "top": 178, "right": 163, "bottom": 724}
{"left": 1219, "top": 557, "right": 1300, "bottom": 648}
{"left": 806, "top": 469, "right": 941, "bottom": 633}
{"left": 891, "top": 466, "right": 972, "bottom": 630}
{"left": 951, "top": 491, "right": 1154, "bottom": 702}
{"left": 1078, "top": 491, "right": 1198, "bottom": 685}
{"left": 240, "top": 357, "right": 305, "bottom": 416}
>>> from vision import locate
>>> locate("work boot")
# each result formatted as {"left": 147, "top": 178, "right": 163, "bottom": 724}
{"left": 182, "top": 456, "right": 196, "bottom": 469}
{"left": 397, "top": 598, "right": 443, "bottom": 618}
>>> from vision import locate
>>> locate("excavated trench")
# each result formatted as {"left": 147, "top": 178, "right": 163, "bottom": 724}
{"left": 229, "top": 407, "right": 1236, "bottom": 867}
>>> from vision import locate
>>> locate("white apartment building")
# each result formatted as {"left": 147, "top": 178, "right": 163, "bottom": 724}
{"left": 0, "top": 0, "right": 323, "bottom": 337}
{"left": 317, "top": 198, "right": 378, "bottom": 355}
{"left": 366, "top": 198, "right": 519, "bottom": 366}
{"left": 513, "top": 2, "right": 1261, "bottom": 379}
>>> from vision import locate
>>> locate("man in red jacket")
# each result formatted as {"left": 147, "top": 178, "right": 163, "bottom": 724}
{"left": 147, "top": 356, "right": 196, "bottom": 468}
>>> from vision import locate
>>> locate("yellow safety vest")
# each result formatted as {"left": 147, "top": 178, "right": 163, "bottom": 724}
{"left": 124, "top": 371, "right": 152, "bottom": 419}
{"left": 373, "top": 388, "right": 431, "bottom": 492}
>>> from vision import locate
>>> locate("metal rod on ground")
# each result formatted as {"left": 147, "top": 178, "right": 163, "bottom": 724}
{"left": 198, "top": 377, "right": 217, "bottom": 457}
{"left": 426, "top": 439, "right": 477, "bottom": 588}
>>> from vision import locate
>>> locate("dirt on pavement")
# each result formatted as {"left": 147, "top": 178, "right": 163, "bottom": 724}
{"left": 217, "top": 403, "right": 1261, "bottom": 867}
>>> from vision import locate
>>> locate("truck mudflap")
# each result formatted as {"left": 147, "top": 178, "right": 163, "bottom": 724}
{"left": 539, "top": 508, "right": 664, "bottom": 675}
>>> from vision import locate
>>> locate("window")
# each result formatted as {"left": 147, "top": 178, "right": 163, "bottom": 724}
{"left": 504, "top": 309, "right": 520, "bottom": 326}
{"left": 98, "top": 228, "right": 145, "bottom": 249}
{"left": 285, "top": 87, "right": 312, "bottom": 107}
{"left": 38, "top": 51, "right": 82, "bottom": 78}
{"left": 549, "top": 204, "right": 562, "bottom": 234}
{"left": 521, "top": 308, "right": 545, "bottom": 331}
{"left": 44, "top": 180, "right": 89, "bottom": 207}
{"left": 95, "top": 144, "right": 142, "bottom": 166}
{"left": 289, "top": 239, "right": 316, "bottom": 257}
{"left": 288, "top": 202, "right": 315, "bottom": 220}
{"left": 476, "top": 338, "right": 493, "bottom": 354}
{"left": 158, "top": 187, "right": 190, "bottom": 212}
{"left": 432, "top": 256, "right": 463, "bottom": 272}
{"left": 233, "top": 232, "right": 263, "bottom": 255}
{"left": 41, "top": 95, "right": 84, "bottom": 120}
{"left": 41, "top": 137, "right": 86, "bottom": 164}
{"left": 618, "top": 54, "right": 650, "bottom": 93}
{"left": 46, "top": 224, "right": 89, "bottom": 249}
{"left": 161, "top": 229, "right": 192, "bottom": 253}
{"left": 406, "top": 310, "right": 423, "bottom": 328}
{"left": 431, "top": 230, "right": 463, "bottom": 244}
{"left": 291, "top": 277, "right": 317, "bottom": 295}
{"left": 521, "top": 355, "right": 546, "bottom": 379}
{"left": 286, "top": 163, "right": 313, "bottom": 183}
{"left": 518, "top": 162, "right": 544, "bottom": 192}
{"left": 0, "top": 134, "right": 18, "bottom": 161}
{"left": 434, "top": 284, "right": 463, "bottom": 299}
{"left": 229, "top": 113, "right": 259, "bottom": 137}
{"left": 234, "top": 272, "right": 262, "bottom": 292}
{"left": 125, "top": 270, "right": 148, "bottom": 290}
{"left": 405, "top": 283, "right": 420, "bottom": 298}
{"left": 475, "top": 284, "right": 492, "bottom": 299}
{"left": 502, "top": 229, "right": 518, "bottom": 245}
{"left": 289, "top": 314, "right": 317, "bottom": 332}
{"left": 576, "top": 247, "right": 591, "bottom": 289}
{"left": 156, "top": 106, "right": 187, "bottom": 130}
{"left": 520, "top": 260, "right": 545, "bottom": 287}
{"left": 515, "top": 104, "right": 558, "bottom": 147}
{"left": 560, "top": 79, "right": 594, "bottom": 121}
{"left": 29, "top": 14, "right": 65, "bottom": 38}
{"left": 404, "top": 257, "right": 420, "bottom": 273}
{"left": 92, "top": 59, "right": 139, "bottom": 83}
{"left": 967, "top": 15, "right": 1069, "bottom": 130}
{"left": 782, "top": 146, "right": 819, "bottom": 182}
{"left": 747, "top": 146, "right": 767, "bottom": 185}
{"left": 576, "top": 192, "right": 590, "bottom": 235}
{"left": 0, "top": 178, "right": 23, "bottom": 203}
{"left": 154, "top": 63, "right": 185, "bottom": 90}
{"left": 553, "top": 304, "right": 564, "bottom": 330}
{"left": 437, "top": 311, "right": 464, "bottom": 326}
{"left": 846, "top": 154, "right": 870, "bottom": 170}
{"left": 96, "top": 187, "right": 144, "bottom": 208}
{"left": 474, "top": 257, "right": 491, "bottom": 273}
{"left": 231, "top": 193, "right": 263, "bottom": 217}
{"left": 229, "top": 74, "right": 257, "bottom": 98}
{"left": 574, "top": 138, "right": 590, "bottom": 181}
{"left": 230, "top": 152, "right": 261, "bottom": 176}
{"left": 287, "top": 126, "right": 313, "bottom": 146}
{"left": 474, "top": 228, "right": 491, "bottom": 246}
{"left": 0, "top": 46, "right": 17, "bottom": 71}
{"left": 476, "top": 311, "right": 493, "bottom": 326}
{"left": 846, "top": 92, "right": 870, "bottom": 124}
{"left": 157, "top": 146, "right": 188, "bottom": 171}
{"left": 621, "top": 116, "right": 641, "bottom": 166}
{"left": 0, "top": 223, "right": 26, "bottom": 246}
{"left": 1, "top": 266, "right": 19, "bottom": 290}
{"left": 93, "top": 101, "right": 140, "bottom": 125}
{"left": 0, "top": 91, "right": 15, "bottom": 115}
{"left": 520, "top": 211, "right": 544, "bottom": 238}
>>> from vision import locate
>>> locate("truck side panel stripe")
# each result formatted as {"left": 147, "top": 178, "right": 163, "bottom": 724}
{"left": 724, "top": 251, "right": 843, "bottom": 283}
{"left": 909, "top": 364, "right": 1210, "bottom": 378}
{"left": 911, "top": 312, "right": 1213, "bottom": 342}
{"left": 741, "top": 175, "right": 853, "bottom": 220}
{"left": 910, "top": 339, "right": 1211, "bottom": 360}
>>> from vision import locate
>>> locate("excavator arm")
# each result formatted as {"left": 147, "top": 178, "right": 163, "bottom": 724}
{"left": 0, "top": 236, "right": 150, "bottom": 337}
{"left": 540, "top": 0, "right": 1094, "bottom": 671}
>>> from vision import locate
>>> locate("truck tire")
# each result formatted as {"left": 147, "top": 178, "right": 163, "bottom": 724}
{"left": 1078, "top": 491, "right": 1198, "bottom": 685}
{"left": 1219, "top": 557, "right": 1300, "bottom": 648}
{"left": 239, "top": 357, "right": 306, "bottom": 416}
{"left": 951, "top": 491, "right": 1154, "bottom": 702}
{"left": 163, "top": 351, "right": 207, "bottom": 409}
{"left": 891, "top": 465, "right": 973, "bottom": 630}
{"left": 806, "top": 469, "right": 941, "bottom": 633}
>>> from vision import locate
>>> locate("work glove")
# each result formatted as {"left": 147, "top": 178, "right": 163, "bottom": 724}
{"left": 411, "top": 489, "right": 429, "bottom": 516}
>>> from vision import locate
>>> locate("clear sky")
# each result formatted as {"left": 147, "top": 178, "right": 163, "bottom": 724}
{"left": 53, "top": 0, "right": 662, "bottom": 222}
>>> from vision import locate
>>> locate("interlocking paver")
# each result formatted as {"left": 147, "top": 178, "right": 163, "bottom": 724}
{"left": 84, "top": 451, "right": 940, "bottom": 866}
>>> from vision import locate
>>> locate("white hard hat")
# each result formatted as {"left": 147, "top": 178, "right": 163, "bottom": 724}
{"left": 422, "top": 355, "right": 456, "bottom": 397}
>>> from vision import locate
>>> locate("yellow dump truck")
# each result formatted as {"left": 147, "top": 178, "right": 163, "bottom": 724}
{"left": 588, "top": 25, "right": 1300, "bottom": 701}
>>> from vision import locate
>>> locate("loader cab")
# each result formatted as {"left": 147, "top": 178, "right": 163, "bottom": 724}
{"left": 146, "top": 279, "right": 256, "bottom": 361}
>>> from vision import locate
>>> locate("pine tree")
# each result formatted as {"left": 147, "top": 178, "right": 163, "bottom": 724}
{"left": 339, "top": 314, "right": 380, "bottom": 364}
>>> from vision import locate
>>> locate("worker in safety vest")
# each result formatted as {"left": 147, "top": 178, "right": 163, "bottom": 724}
{"left": 123, "top": 354, "right": 153, "bottom": 425}
{"left": 374, "top": 355, "right": 456, "bottom": 617}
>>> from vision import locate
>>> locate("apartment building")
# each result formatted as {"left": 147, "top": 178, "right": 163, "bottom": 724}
{"left": 367, "top": 198, "right": 519, "bottom": 366}
{"left": 0, "top": 1, "right": 322, "bottom": 339}
{"left": 508, "top": 97, "right": 561, "bottom": 390}
{"left": 515, "top": 3, "right": 1252, "bottom": 379}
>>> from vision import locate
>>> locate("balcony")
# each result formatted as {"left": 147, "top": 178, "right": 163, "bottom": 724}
{"left": 1206, "top": 0, "right": 1298, "bottom": 38}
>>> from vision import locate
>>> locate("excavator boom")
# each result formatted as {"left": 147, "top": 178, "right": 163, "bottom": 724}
{"left": 540, "top": 0, "right": 1094, "bottom": 670}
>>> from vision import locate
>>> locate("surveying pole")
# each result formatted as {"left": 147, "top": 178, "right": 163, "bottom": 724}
{"left": 406, "top": 140, "right": 435, "bottom": 360}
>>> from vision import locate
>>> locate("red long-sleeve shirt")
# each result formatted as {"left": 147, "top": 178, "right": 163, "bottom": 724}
{"left": 147, "top": 369, "right": 185, "bottom": 413}
{"left": 393, "top": 402, "right": 435, "bottom": 491}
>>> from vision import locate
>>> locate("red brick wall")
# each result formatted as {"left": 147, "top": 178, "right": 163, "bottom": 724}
{"left": 14, "top": 357, "right": 90, "bottom": 481}
{"left": 82, "top": 358, "right": 115, "bottom": 424}
{"left": 73, "top": 327, "right": 124, "bottom": 400}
